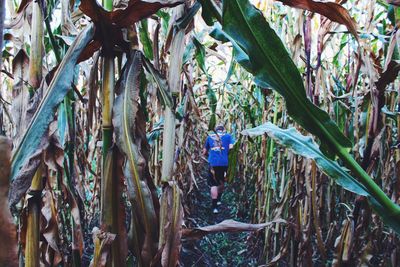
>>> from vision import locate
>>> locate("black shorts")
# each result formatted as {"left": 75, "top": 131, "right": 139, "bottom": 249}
{"left": 208, "top": 166, "right": 228, "bottom": 187}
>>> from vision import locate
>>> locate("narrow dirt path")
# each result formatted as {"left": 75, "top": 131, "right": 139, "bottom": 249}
{"left": 180, "top": 167, "right": 259, "bottom": 266}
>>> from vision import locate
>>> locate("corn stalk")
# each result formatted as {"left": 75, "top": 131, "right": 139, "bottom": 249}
{"left": 25, "top": 167, "right": 43, "bottom": 267}
{"left": 28, "top": 0, "right": 43, "bottom": 90}
{"left": 25, "top": 2, "right": 44, "bottom": 265}
{"left": 99, "top": 0, "right": 119, "bottom": 266}
{"left": 159, "top": 4, "right": 186, "bottom": 266}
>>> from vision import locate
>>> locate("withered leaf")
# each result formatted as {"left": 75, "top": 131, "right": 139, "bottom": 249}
{"left": 278, "top": 0, "right": 358, "bottom": 38}
{"left": 182, "top": 219, "right": 286, "bottom": 241}
{"left": 80, "top": 0, "right": 184, "bottom": 28}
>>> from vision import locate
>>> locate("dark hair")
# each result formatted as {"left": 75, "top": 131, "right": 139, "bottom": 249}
{"left": 215, "top": 124, "right": 225, "bottom": 131}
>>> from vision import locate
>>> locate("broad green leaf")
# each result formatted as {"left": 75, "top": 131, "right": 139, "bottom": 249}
{"left": 9, "top": 24, "right": 95, "bottom": 207}
{"left": 156, "top": 10, "right": 171, "bottom": 35}
{"left": 221, "top": 0, "right": 352, "bottom": 156}
{"left": 175, "top": 1, "right": 201, "bottom": 30}
{"left": 198, "top": 0, "right": 222, "bottom": 26}
{"left": 139, "top": 20, "right": 154, "bottom": 60}
{"left": 57, "top": 102, "right": 68, "bottom": 148}
{"left": 209, "top": 26, "right": 253, "bottom": 71}
{"left": 224, "top": 50, "right": 238, "bottom": 85}
{"left": 193, "top": 37, "right": 207, "bottom": 75}
{"left": 242, "top": 123, "right": 368, "bottom": 195}
{"left": 242, "top": 122, "right": 400, "bottom": 234}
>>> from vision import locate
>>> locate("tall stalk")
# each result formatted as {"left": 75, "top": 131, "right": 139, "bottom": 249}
{"left": 160, "top": 5, "right": 185, "bottom": 182}
{"left": 99, "top": 0, "right": 119, "bottom": 266}
{"left": 159, "top": 4, "right": 186, "bottom": 266}
{"left": 100, "top": 0, "right": 114, "bottom": 192}
{"left": 28, "top": 0, "right": 43, "bottom": 89}
{"left": 101, "top": 56, "right": 115, "bottom": 161}
{"left": 25, "top": 167, "right": 43, "bottom": 267}
{"left": 25, "top": 2, "right": 43, "bottom": 266}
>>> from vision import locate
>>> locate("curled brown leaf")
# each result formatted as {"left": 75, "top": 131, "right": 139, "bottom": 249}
{"left": 278, "top": 0, "right": 358, "bottom": 38}
{"left": 79, "top": 0, "right": 184, "bottom": 28}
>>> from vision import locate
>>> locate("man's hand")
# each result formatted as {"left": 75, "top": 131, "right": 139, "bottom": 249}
{"left": 202, "top": 148, "right": 207, "bottom": 156}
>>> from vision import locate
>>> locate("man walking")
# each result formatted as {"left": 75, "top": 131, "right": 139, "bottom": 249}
{"left": 202, "top": 124, "right": 234, "bottom": 214}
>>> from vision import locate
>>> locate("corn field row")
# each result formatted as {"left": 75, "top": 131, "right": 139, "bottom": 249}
{"left": 1, "top": 0, "right": 400, "bottom": 266}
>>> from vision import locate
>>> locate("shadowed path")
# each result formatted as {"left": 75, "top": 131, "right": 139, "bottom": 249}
{"left": 180, "top": 167, "right": 259, "bottom": 266}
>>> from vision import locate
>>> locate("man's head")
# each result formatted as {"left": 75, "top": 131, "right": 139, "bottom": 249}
{"left": 215, "top": 124, "right": 225, "bottom": 132}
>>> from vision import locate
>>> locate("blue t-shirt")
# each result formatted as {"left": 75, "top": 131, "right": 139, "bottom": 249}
{"left": 204, "top": 132, "right": 234, "bottom": 167}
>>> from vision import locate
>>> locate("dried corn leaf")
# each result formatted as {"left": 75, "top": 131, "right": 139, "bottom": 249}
{"left": 182, "top": 219, "right": 286, "bottom": 241}
{"left": 90, "top": 227, "right": 116, "bottom": 267}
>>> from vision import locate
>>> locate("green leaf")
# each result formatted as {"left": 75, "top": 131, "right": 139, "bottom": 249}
{"left": 9, "top": 24, "right": 95, "bottom": 207}
{"left": 156, "top": 10, "right": 171, "bottom": 35}
{"left": 221, "top": 0, "right": 352, "bottom": 156}
{"left": 209, "top": 25, "right": 253, "bottom": 71}
{"left": 206, "top": 87, "right": 217, "bottom": 130}
{"left": 208, "top": 113, "right": 216, "bottom": 131}
{"left": 139, "top": 20, "right": 154, "bottom": 60}
{"left": 242, "top": 123, "right": 368, "bottom": 195}
{"left": 242, "top": 122, "right": 400, "bottom": 233}
{"left": 193, "top": 37, "right": 207, "bottom": 75}
{"left": 175, "top": 1, "right": 201, "bottom": 30}
{"left": 224, "top": 50, "right": 237, "bottom": 84}
{"left": 198, "top": 0, "right": 222, "bottom": 26}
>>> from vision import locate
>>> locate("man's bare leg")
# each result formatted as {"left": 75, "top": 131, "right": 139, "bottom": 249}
{"left": 211, "top": 186, "right": 219, "bottom": 212}
{"left": 217, "top": 183, "right": 224, "bottom": 202}
{"left": 211, "top": 186, "right": 218, "bottom": 199}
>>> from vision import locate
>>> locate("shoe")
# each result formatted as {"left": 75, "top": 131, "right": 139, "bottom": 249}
{"left": 217, "top": 201, "right": 222, "bottom": 206}
{"left": 213, "top": 208, "right": 219, "bottom": 214}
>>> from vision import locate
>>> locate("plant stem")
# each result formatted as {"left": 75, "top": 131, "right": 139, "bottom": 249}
{"left": 100, "top": 1, "right": 119, "bottom": 267}
{"left": 338, "top": 148, "right": 400, "bottom": 215}
{"left": 101, "top": 56, "right": 114, "bottom": 161}
{"left": 45, "top": 18, "right": 62, "bottom": 63}
{"left": 28, "top": 0, "right": 43, "bottom": 89}
{"left": 25, "top": 167, "right": 43, "bottom": 267}
{"left": 160, "top": 5, "right": 185, "bottom": 182}
{"left": 100, "top": 0, "right": 115, "bottom": 160}
{"left": 26, "top": 3, "right": 43, "bottom": 266}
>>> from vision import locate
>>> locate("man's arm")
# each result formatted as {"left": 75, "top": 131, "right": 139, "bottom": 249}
{"left": 229, "top": 134, "right": 235, "bottom": 150}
